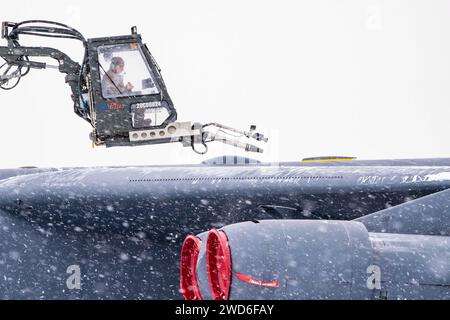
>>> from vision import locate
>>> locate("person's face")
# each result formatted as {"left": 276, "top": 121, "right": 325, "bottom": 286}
{"left": 115, "top": 63, "right": 124, "bottom": 73}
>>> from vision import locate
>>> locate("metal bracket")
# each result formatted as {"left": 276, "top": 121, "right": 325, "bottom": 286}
{"left": 129, "top": 122, "right": 201, "bottom": 142}
{"left": 1, "top": 22, "right": 16, "bottom": 39}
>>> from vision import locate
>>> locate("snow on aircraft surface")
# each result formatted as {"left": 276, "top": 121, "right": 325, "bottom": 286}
{"left": 0, "top": 21, "right": 449, "bottom": 300}
{"left": 0, "top": 157, "right": 449, "bottom": 299}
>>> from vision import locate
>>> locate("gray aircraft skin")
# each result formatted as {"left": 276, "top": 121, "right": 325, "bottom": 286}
{"left": 192, "top": 218, "right": 449, "bottom": 300}
{"left": 1, "top": 156, "right": 450, "bottom": 299}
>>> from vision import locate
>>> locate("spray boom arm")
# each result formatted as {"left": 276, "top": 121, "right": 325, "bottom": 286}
{"left": 0, "top": 20, "right": 267, "bottom": 154}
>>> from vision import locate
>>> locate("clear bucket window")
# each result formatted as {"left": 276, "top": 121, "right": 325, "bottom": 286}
{"left": 98, "top": 43, "right": 160, "bottom": 98}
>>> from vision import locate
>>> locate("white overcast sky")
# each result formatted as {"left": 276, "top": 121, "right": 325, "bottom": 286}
{"left": 1, "top": 0, "right": 450, "bottom": 168}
